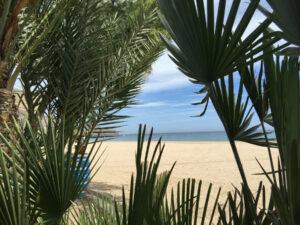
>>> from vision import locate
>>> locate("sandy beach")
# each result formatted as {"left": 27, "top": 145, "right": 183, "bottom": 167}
{"left": 89, "top": 141, "right": 278, "bottom": 215}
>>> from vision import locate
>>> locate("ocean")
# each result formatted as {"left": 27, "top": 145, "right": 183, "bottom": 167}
{"left": 109, "top": 131, "right": 228, "bottom": 142}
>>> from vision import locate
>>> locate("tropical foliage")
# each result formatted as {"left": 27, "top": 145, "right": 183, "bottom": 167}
{"left": 20, "top": 0, "right": 164, "bottom": 136}
{"left": 158, "top": 0, "right": 300, "bottom": 224}
{"left": 1, "top": 0, "right": 300, "bottom": 224}
{"left": 69, "top": 125, "right": 220, "bottom": 225}
{"left": 0, "top": 0, "right": 64, "bottom": 151}
{"left": 0, "top": 115, "right": 102, "bottom": 224}
{"left": 1, "top": 0, "right": 166, "bottom": 224}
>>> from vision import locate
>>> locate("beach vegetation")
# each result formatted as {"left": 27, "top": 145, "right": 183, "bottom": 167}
{"left": 69, "top": 125, "right": 220, "bottom": 225}
{"left": 0, "top": 115, "right": 102, "bottom": 224}
{"left": 0, "top": 0, "right": 300, "bottom": 224}
{"left": 158, "top": 0, "right": 300, "bottom": 224}
{"left": 0, "top": 0, "right": 63, "bottom": 151}
{"left": 0, "top": 0, "right": 165, "bottom": 224}
{"left": 19, "top": 0, "right": 164, "bottom": 138}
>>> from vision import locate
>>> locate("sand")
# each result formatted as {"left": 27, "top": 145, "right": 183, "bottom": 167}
{"left": 88, "top": 141, "right": 278, "bottom": 219}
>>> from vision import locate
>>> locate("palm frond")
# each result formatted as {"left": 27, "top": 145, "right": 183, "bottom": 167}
{"left": 218, "top": 183, "right": 273, "bottom": 225}
{"left": 239, "top": 61, "right": 269, "bottom": 121}
{"left": 208, "top": 74, "right": 275, "bottom": 197}
{"left": 70, "top": 194, "right": 119, "bottom": 225}
{"left": 0, "top": 135, "right": 36, "bottom": 225}
{"left": 158, "top": 0, "right": 279, "bottom": 85}
{"left": 259, "top": 0, "right": 300, "bottom": 50}
{"left": 210, "top": 74, "right": 274, "bottom": 147}
{"left": 70, "top": 125, "right": 221, "bottom": 225}
{"left": 263, "top": 53, "right": 300, "bottom": 225}
{"left": 20, "top": 0, "right": 164, "bottom": 138}
{"left": 7, "top": 0, "right": 65, "bottom": 90}
{"left": 114, "top": 125, "right": 175, "bottom": 225}
{"left": 165, "top": 180, "right": 221, "bottom": 225}
{"left": 2, "top": 114, "right": 103, "bottom": 224}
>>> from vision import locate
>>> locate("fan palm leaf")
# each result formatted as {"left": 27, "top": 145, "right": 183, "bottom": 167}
{"left": 263, "top": 53, "right": 300, "bottom": 225}
{"left": 164, "top": 180, "right": 221, "bottom": 225}
{"left": 0, "top": 137, "right": 37, "bottom": 225}
{"left": 114, "top": 125, "right": 175, "bottom": 225}
{"left": 239, "top": 61, "right": 278, "bottom": 183}
{"left": 211, "top": 75, "right": 274, "bottom": 147}
{"left": 70, "top": 195, "right": 119, "bottom": 225}
{"left": 208, "top": 74, "right": 275, "bottom": 198}
{"left": 239, "top": 62, "right": 269, "bottom": 122}
{"left": 158, "top": 0, "right": 279, "bottom": 85}
{"left": 1, "top": 115, "right": 103, "bottom": 224}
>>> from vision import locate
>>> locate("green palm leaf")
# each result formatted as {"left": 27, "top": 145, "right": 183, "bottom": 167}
{"left": 20, "top": 0, "right": 164, "bottom": 137}
{"left": 158, "top": 0, "right": 279, "bottom": 85}
{"left": 218, "top": 183, "right": 273, "bottom": 225}
{"left": 209, "top": 74, "right": 274, "bottom": 196}
{"left": 0, "top": 138, "right": 36, "bottom": 225}
{"left": 114, "top": 125, "right": 175, "bottom": 225}
{"left": 263, "top": 53, "right": 300, "bottom": 225}
{"left": 1, "top": 115, "right": 103, "bottom": 224}
{"left": 70, "top": 194, "right": 119, "bottom": 225}
{"left": 164, "top": 180, "right": 220, "bottom": 225}
{"left": 6, "top": 0, "right": 65, "bottom": 90}
{"left": 260, "top": 0, "right": 300, "bottom": 51}
{"left": 211, "top": 74, "right": 274, "bottom": 147}
{"left": 70, "top": 125, "right": 220, "bottom": 225}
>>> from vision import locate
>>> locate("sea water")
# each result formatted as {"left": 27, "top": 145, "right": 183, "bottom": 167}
{"left": 109, "top": 131, "right": 228, "bottom": 142}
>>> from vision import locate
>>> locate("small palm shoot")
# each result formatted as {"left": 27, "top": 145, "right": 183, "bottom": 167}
{"left": 218, "top": 182, "right": 273, "bottom": 225}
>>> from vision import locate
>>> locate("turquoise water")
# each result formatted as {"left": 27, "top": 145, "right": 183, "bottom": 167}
{"left": 109, "top": 131, "right": 228, "bottom": 142}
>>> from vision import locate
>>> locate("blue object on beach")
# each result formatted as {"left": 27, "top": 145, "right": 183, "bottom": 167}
{"left": 72, "top": 155, "right": 91, "bottom": 196}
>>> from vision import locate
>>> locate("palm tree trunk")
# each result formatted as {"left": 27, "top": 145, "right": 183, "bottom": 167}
{"left": 0, "top": 62, "right": 18, "bottom": 152}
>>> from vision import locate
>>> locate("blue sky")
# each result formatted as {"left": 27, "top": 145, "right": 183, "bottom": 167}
{"left": 119, "top": 0, "right": 275, "bottom": 134}
{"left": 119, "top": 53, "right": 257, "bottom": 134}
{"left": 119, "top": 54, "right": 225, "bottom": 134}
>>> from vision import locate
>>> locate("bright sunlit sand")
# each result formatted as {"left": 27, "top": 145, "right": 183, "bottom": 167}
{"left": 89, "top": 141, "right": 278, "bottom": 215}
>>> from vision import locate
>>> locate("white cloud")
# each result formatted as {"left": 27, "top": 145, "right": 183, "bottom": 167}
{"left": 135, "top": 101, "right": 166, "bottom": 108}
{"left": 143, "top": 76, "right": 191, "bottom": 93}
{"left": 133, "top": 101, "right": 190, "bottom": 108}
{"left": 150, "top": 53, "right": 178, "bottom": 76}
{"left": 141, "top": 54, "right": 192, "bottom": 93}
{"left": 170, "top": 103, "right": 190, "bottom": 107}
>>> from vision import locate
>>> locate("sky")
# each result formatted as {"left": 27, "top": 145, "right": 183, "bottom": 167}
{"left": 118, "top": 0, "right": 275, "bottom": 134}
{"left": 119, "top": 54, "right": 224, "bottom": 134}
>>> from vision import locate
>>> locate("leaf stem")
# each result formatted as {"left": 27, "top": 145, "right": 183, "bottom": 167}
{"left": 208, "top": 84, "right": 250, "bottom": 190}
{"left": 261, "top": 120, "right": 277, "bottom": 185}
{"left": 229, "top": 137, "right": 250, "bottom": 188}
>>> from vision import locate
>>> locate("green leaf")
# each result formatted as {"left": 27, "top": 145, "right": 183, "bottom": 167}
{"left": 158, "top": 0, "right": 276, "bottom": 85}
